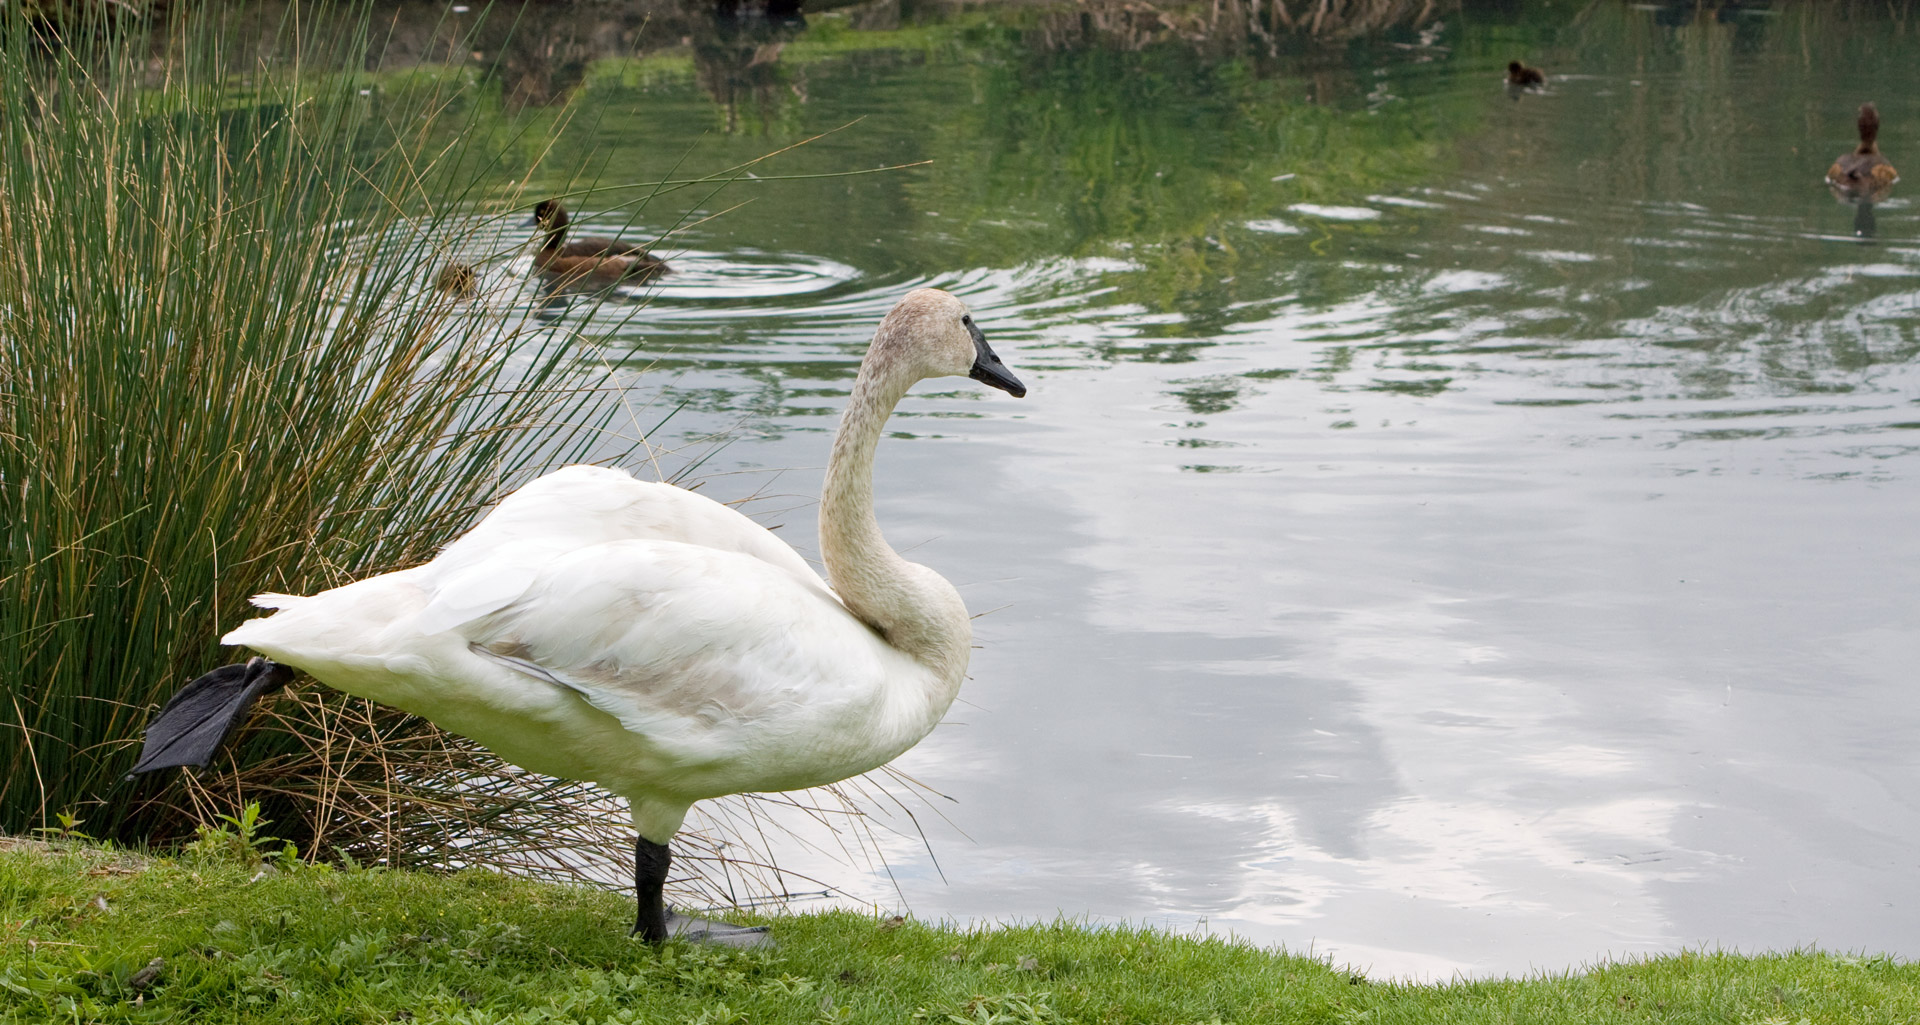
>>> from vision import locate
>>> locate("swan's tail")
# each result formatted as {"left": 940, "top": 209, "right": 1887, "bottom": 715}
{"left": 219, "top": 593, "right": 308, "bottom": 650}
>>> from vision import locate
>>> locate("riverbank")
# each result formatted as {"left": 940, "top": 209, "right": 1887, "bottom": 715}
{"left": 3, "top": 839, "right": 1914, "bottom": 1023}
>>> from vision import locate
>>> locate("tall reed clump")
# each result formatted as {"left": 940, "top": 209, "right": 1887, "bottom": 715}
{"left": 0, "top": 1, "right": 641, "bottom": 864}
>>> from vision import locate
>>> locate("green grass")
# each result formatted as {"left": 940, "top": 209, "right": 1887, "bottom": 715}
{"left": 3, "top": 840, "right": 1917, "bottom": 1024}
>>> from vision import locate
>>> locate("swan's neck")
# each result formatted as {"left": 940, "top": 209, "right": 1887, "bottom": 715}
{"left": 819, "top": 368, "right": 972, "bottom": 687}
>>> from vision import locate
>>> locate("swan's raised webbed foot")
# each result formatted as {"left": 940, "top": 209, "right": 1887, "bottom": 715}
{"left": 127, "top": 657, "right": 294, "bottom": 777}
{"left": 633, "top": 837, "right": 773, "bottom": 948}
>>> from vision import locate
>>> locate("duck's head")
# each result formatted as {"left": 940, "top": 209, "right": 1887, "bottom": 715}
{"left": 531, "top": 199, "right": 570, "bottom": 232}
{"left": 872, "top": 288, "right": 1025, "bottom": 397}
{"left": 1857, "top": 102, "right": 1882, "bottom": 152}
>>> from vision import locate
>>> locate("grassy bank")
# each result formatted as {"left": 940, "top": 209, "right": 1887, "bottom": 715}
{"left": 3, "top": 841, "right": 1916, "bottom": 1024}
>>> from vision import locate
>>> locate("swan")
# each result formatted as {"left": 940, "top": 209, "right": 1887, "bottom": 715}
{"left": 129, "top": 288, "right": 1026, "bottom": 945}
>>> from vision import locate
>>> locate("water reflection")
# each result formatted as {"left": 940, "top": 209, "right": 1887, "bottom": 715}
{"left": 1850, "top": 200, "right": 1879, "bottom": 239}
{"left": 693, "top": 0, "right": 807, "bottom": 133}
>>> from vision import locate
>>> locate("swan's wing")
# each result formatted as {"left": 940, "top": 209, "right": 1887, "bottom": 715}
{"left": 456, "top": 539, "right": 892, "bottom": 756}
{"left": 418, "top": 465, "right": 832, "bottom": 635}
{"left": 440, "top": 466, "right": 821, "bottom": 582}
{"left": 411, "top": 543, "right": 554, "bottom": 636}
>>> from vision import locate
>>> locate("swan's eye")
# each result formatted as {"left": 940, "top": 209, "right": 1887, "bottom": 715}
{"left": 961, "top": 315, "right": 972, "bottom": 326}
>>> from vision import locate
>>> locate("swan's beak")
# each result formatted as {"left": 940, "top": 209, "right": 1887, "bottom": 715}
{"left": 967, "top": 321, "right": 1026, "bottom": 398}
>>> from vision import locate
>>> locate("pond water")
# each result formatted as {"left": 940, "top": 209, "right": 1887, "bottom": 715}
{"left": 435, "top": 0, "right": 1920, "bottom": 979}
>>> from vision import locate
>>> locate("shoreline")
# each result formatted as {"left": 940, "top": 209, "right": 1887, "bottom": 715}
{"left": 4, "top": 838, "right": 1914, "bottom": 1022}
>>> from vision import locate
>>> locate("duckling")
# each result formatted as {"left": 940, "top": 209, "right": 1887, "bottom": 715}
{"left": 529, "top": 200, "right": 670, "bottom": 283}
{"left": 1827, "top": 102, "right": 1899, "bottom": 201}
{"left": 1506, "top": 61, "right": 1546, "bottom": 89}
{"left": 434, "top": 262, "right": 479, "bottom": 298}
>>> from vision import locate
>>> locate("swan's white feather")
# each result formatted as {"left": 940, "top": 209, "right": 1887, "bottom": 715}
{"left": 440, "top": 466, "right": 829, "bottom": 590}
{"left": 457, "top": 540, "right": 926, "bottom": 779}
{"left": 409, "top": 466, "right": 837, "bottom": 636}
{"left": 411, "top": 549, "right": 544, "bottom": 637}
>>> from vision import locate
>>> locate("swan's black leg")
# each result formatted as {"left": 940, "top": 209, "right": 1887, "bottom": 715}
{"left": 631, "top": 834, "right": 772, "bottom": 947}
{"left": 632, "top": 837, "right": 671, "bottom": 942}
{"left": 127, "top": 658, "right": 293, "bottom": 777}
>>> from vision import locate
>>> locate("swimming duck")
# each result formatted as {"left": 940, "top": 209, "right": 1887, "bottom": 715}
{"left": 129, "top": 288, "right": 1026, "bottom": 946}
{"left": 528, "top": 199, "right": 670, "bottom": 283}
{"left": 1827, "top": 102, "right": 1899, "bottom": 202}
{"left": 1506, "top": 61, "right": 1546, "bottom": 89}
{"left": 434, "top": 262, "right": 479, "bottom": 298}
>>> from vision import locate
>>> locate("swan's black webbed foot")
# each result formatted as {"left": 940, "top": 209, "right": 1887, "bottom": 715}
{"left": 127, "top": 658, "right": 293, "bottom": 777}
{"left": 665, "top": 911, "right": 773, "bottom": 948}
{"left": 632, "top": 836, "right": 773, "bottom": 948}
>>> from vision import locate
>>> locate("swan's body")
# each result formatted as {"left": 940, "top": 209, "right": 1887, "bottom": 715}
{"left": 1827, "top": 102, "right": 1899, "bottom": 202}
{"left": 132, "top": 288, "right": 1026, "bottom": 942}
{"left": 224, "top": 466, "right": 952, "bottom": 841}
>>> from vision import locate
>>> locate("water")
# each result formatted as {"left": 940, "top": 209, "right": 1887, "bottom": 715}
{"left": 422, "top": 0, "right": 1920, "bottom": 978}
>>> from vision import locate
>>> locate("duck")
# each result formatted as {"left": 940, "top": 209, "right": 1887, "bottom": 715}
{"left": 1506, "top": 60, "right": 1546, "bottom": 89}
{"left": 528, "top": 199, "right": 670, "bottom": 283}
{"left": 129, "top": 288, "right": 1026, "bottom": 946}
{"left": 434, "top": 262, "right": 479, "bottom": 298}
{"left": 1827, "top": 102, "right": 1899, "bottom": 202}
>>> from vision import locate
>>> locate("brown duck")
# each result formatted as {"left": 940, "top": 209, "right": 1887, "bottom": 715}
{"left": 529, "top": 200, "right": 670, "bottom": 283}
{"left": 1506, "top": 61, "right": 1545, "bottom": 89}
{"left": 1826, "top": 103, "right": 1899, "bottom": 201}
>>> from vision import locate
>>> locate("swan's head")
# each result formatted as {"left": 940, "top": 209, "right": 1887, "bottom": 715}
{"left": 876, "top": 288, "right": 1026, "bottom": 398}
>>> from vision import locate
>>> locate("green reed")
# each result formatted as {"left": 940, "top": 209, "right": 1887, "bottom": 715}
{"left": 0, "top": 1, "right": 629, "bottom": 856}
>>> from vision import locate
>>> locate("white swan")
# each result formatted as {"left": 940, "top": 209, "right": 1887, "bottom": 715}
{"left": 130, "top": 288, "right": 1026, "bottom": 944}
